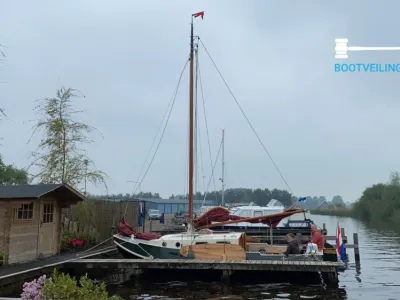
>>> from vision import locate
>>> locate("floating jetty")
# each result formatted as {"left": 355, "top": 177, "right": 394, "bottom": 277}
{"left": 66, "top": 258, "right": 343, "bottom": 284}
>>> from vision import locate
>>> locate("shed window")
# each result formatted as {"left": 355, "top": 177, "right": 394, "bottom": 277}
{"left": 15, "top": 202, "right": 34, "bottom": 220}
{"left": 43, "top": 204, "right": 54, "bottom": 223}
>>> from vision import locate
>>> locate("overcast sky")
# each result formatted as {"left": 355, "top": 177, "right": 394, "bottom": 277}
{"left": 1, "top": 1, "right": 400, "bottom": 202}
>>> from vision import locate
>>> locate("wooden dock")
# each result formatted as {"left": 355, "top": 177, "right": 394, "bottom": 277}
{"left": 67, "top": 258, "right": 342, "bottom": 273}
{"left": 0, "top": 246, "right": 118, "bottom": 288}
{"left": 65, "top": 258, "right": 344, "bottom": 285}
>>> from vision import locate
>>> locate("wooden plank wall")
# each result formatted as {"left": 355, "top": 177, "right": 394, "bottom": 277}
{"left": 61, "top": 199, "right": 139, "bottom": 242}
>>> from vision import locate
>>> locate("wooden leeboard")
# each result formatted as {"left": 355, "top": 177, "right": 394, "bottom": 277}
{"left": 180, "top": 244, "right": 246, "bottom": 260}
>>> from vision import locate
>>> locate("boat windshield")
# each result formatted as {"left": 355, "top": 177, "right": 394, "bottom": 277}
{"left": 230, "top": 208, "right": 239, "bottom": 215}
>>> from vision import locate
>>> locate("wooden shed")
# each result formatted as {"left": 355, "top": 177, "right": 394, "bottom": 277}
{"left": 0, "top": 183, "right": 86, "bottom": 265}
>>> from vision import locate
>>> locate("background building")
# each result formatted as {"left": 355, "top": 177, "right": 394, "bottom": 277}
{"left": 137, "top": 198, "right": 217, "bottom": 214}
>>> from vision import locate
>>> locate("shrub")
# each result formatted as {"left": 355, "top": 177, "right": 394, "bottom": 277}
{"left": 61, "top": 230, "right": 96, "bottom": 252}
{"left": 21, "top": 269, "right": 119, "bottom": 300}
{"left": 0, "top": 251, "right": 3, "bottom": 266}
{"left": 21, "top": 274, "right": 48, "bottom": 300}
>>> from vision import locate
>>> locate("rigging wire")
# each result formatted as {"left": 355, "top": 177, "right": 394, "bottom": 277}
{"left": 133, "top": 59, "right": 189, "bottom": 194}
{"left": 197, "top": 57, "right": 218, "bottom": 202}
{"left": 183, "top": 114, "right": 188, "bottom": 197}
{"left": 203, "top": 138, "right": 223, "bottom": 201}
{"left": 195, "top": 44, "right": 207, "bottom": 196}
{"left": 199, "top": 39, "right": 293, "bottom": 194}
{"left": 198, "top": 122, "right": 206, "bottom": 193}
{"left": 194, "top": 45, "right": 199, "bottom": 200}
{"left": 126, "top": 59, "right": 189, "bottom": 214}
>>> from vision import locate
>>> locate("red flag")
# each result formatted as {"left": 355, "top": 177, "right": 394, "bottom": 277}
{"left": 192, "top": 11, "right": 204, "bottom": 19}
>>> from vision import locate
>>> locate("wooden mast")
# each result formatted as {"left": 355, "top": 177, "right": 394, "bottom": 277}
{"left": 188, "top": 15, "right": 195, "bottom": 230}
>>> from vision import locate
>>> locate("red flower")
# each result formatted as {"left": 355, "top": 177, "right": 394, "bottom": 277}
{"left": 69, "top": 238, "right": 84, "bottom": 247}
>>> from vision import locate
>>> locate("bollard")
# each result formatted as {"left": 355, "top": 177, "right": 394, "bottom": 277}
{"left": 353, "top": 233, "right": 360, "bottom": 262}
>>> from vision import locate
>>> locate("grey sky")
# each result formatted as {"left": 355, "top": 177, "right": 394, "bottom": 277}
{"left": 1, "top": 1, "right": 399, "bottom": 202}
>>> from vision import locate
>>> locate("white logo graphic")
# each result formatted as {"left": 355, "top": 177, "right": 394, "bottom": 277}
{"left": 335, "top": 38, "right": 400, "bottom": 59}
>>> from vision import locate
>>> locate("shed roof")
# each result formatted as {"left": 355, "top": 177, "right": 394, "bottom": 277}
{"left": 0, "top": 183, "right": 86, "bottom": 202}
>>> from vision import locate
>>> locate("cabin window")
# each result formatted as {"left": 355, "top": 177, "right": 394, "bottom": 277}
{"left": 43, "top": 203, "right": 54, "bottom": 223}
{"left": 216, "top": 241, "right": 231, "bottom": 244}
{"left": 238, "top": 210, "right": 250, "bottom": 217}
{"left": 15, "top": 202, "right": 34, "bottom": 220}
{"left": 195, "top": 242, "right": 208, "bottom": 244}
{"left": 254, "top": 210, "right": 263, "bottom": 217}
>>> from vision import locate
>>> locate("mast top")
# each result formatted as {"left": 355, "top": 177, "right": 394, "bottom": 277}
{"left": 192, "top": 11, "right": 205, "bottom": 20}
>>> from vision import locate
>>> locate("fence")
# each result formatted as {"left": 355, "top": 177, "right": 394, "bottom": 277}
{"left": 61, "top": 199, "right": 139, "bottom": 243}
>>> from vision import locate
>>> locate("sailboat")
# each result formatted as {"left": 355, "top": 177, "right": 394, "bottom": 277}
{"left": 113, "top": 12, "right": 340, "bottom": 263}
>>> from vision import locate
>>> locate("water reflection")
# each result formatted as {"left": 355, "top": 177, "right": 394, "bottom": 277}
{"left": 312, "top": 215, "right": 400, "bottom": 300}
{"left": 108, "top": 280, "right": 347, "bottom": 300}
{"left": 106, "top": 215, "right": 400, "bottom": 300}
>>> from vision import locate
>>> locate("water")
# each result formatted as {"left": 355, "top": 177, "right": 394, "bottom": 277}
{"left": 107, "top": 215, "right": 400, "bottom": 300}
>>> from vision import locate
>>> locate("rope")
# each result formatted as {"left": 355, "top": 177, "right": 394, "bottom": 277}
{"left": 183, "top": 114, "right": 188, "bottom": 197}
{"left": 199, "top": 39, "right": 293, "bottom": 194}
{"left": 198, "top": 59, "right": 217, "bottom": 202}
{"left": 124, "top": 58, "right": 189, "bottom": 215}
{"left": 75, "top": 244, "right": 116, "bottom": 257}
{"left": 195, "top": 46, "right": 206, "bottom": 195}
{"left": 133, "top": 59, "right": 189, "bottom": 192}
{"left": 86, "top": 59, "right": 189, "bottom": 254}
{"left": 198, "top": 123, "right": 206, "bottom": 193}
{"left": 194, "top": 45, "right": 199, "bottom": 199}
{"left": 203, "top": 138, "right": 223, "bottom": 201}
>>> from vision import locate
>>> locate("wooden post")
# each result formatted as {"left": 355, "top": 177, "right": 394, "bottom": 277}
{"left": 221, "top": 269, "right": 232, "bottom": 284}
{"left": 341, "top": 228, "right": 346, "bottom": 242}
{"left": 353, "top": 233, "right": 360, "bottom": 262}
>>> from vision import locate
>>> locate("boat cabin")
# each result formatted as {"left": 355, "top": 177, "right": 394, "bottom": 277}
{"left": 227, "top": 204, "right": 284, "bottom": 227}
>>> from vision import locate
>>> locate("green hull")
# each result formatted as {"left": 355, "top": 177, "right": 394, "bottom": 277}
{"left": 113, "top": 236, "right": 336, "bottom": 262}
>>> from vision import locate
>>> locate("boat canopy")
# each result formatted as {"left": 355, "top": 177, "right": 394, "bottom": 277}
{"left": 193, "top": 207, "right": 305, "bottom": 229}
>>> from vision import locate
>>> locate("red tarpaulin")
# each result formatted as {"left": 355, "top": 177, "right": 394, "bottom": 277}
{"left": 193, "top": 207, "right": 305, "bottom": 229}
{"left": 193, "top": 207, "right": 241, "bottom": 228}
{"left": 118, "top": 217, "right": 161, "bottom": 241}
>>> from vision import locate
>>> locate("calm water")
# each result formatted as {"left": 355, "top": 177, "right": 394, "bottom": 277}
{"left": 107, "top": 215, "right": 400, "bottom": 300}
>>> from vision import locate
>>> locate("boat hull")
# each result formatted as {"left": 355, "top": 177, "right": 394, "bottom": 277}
{"left": 114, "top": 235, "right": 183, "bottom": 259}
{"left": 113, "top": 235, "right": 332, "bottom": 262}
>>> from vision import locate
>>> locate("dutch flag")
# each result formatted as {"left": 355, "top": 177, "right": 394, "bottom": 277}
{"left": 336, "top": 223, "right": 345, "bottom": 262}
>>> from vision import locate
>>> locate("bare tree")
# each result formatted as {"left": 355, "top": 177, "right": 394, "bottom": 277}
{"left": 28, "top": 87, "right": 108, "bottom": 191}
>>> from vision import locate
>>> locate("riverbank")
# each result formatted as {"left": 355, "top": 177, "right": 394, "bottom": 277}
{"left": 311, "top": 174, "right": 400, "bottom": 234}
{"left": 310, "top": 207, "right": 353, "bottom": 217}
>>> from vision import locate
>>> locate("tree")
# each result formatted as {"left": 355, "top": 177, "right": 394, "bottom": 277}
{"left": 270, "top": 188, "right": 293, "bottom": 207}
{"left": 28, "top": 87, "right": 107, "bottom": 190}
{"left": 0, "top": 155, "right": 28, "bottom": 185}
{"left": 389, "top": 171, "right": 400, "bottom": 186}
{"left": 331, "top": 195, "right": 345, "bottom": 207}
